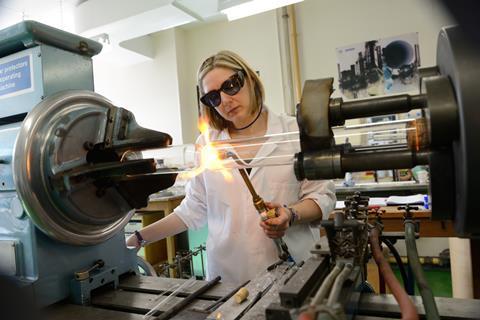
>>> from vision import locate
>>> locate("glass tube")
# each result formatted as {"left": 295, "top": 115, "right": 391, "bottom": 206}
{"left": 143, "top": 131, "right": 300, "bottom": 176}
{"left": 333, "top": 118, "right": 428, "bottom": 150}
{"left": 140, "top": 117, "right": 427, "bottom": 177}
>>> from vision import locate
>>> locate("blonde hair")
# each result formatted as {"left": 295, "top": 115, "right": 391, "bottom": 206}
{"left": 197, "top": 50, "right": 265, "bottom": 130}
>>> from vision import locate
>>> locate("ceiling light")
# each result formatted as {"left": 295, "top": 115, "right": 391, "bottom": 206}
{"left": 219, "top": 0, "right": 304, "bottom": 21}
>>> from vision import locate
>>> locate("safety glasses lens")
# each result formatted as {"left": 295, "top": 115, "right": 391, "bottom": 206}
{"left": 221, "top": 75, "right": 242, "bottom": 96}
{"left": 200, "top": 91, "right": 221, "bottom": 108}
{"left": 200, "top": 71, "right": 244, "bottom": 108}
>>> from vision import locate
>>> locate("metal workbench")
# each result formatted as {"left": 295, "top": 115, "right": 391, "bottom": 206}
{"left": 335, "top": 181, "right": 429, "bottom": 199}
{"left": 45, "top": 274, "right": 480, "bottom": 320}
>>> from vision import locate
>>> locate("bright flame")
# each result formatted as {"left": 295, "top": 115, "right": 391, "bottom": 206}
{"left": 178, "top": 117, "right": 233, "bottom": 182}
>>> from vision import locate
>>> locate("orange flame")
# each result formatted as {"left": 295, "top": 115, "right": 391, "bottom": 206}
{"left": 178, "top": 117, "right": 233, "bottom": 181}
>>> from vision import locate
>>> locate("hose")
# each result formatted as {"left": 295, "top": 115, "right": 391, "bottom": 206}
{"left": 311, "top": 262, "right": 344, "bottom": 306}
{"left": 382, "top": 237, "right": 411, "bottom": 293}
{"left": 327, "top": 263, "right": 353, "bottom": 306}
{"left": 405, "top": 221, "right": 440, "bottom": 320}
{"left": 298, "top": 262, "right": 344, "bottom": 320}
{"left": 370, "top": 227, "right": 419, "bottom": 320}
{"left": 301, "top": 263, "right": 353, "bottom": 320}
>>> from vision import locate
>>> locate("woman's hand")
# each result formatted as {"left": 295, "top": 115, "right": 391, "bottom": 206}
{"left": 259, "top": 202, "right": 291, "bottom": 239}
{"left": 126, "top": 234, "right": 141, "bottom": 250}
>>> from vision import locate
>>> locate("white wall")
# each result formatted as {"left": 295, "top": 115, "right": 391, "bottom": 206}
{"left": 296, "top": 0, "right": 454, "bottom": 93}
{"left": 179, "top": 10, "right": 285, "bottom": 143}
{"left": 175, "top": 0, "right": 454, "bottom": 144}
{"left": 92, "top": 0, "right": 455, "bottom": 145}
{"left": 174, "top": 28, "right": 198, "bottom": 145}
{"left": 93, "top": 10, "right": 285, "bottom": 145}
{"left": 93, "top": 30, "right": 184, "bottom": 145}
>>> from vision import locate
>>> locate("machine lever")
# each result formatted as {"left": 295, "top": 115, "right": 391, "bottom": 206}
{"left": 0, "top": 155, "right": 11, "bottom": 164}
{"left": 74, "top": 259, "right": 105, "bottom": 281}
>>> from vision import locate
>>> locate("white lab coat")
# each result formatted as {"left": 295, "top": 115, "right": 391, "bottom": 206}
{"left": 175, "top": 108, "right": 336, "bottom": 285}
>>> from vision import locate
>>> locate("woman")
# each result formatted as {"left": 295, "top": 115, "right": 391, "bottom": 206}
{"left": 127, "top": 50, "right": 335, "bottom": 285}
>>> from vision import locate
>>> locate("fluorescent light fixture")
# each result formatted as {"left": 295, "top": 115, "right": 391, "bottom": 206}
{"left": 220, "top": 0, "right": 304, "bottom": 21}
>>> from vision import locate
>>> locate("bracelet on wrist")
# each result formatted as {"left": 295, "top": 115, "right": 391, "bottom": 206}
{"left": 284, "top": 205, "right": 300, "bottom": 226}
{"left": 134, "top": 230, "right": 147, "bottom": 247}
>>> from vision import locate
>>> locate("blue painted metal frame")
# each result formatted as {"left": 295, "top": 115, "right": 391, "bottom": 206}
{"left": 0, "top": 22, "right": 137, "bottom": 307}
{"left": 70, "top": 265, "right": 119, "bottom": 305}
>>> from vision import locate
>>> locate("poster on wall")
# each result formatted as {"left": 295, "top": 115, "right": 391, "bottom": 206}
{"left": 336, "top": 32, "right": 420, "bottom": 100}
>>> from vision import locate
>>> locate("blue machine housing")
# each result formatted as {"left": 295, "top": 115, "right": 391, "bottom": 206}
{"left": 0, "top": 21, "right": 137, "bottom": 307}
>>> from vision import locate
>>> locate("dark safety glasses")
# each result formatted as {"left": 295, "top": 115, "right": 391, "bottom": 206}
{"left": 200, "top": 70, "right": 245, "bottom": 108}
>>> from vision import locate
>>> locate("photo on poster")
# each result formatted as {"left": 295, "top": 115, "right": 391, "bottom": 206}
{"left": 336, "top": 32, "right": 420, "bottom": 99}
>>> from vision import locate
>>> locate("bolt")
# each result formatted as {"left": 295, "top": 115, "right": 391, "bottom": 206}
{"left": 83, "top": 141, "right": 94, "bottom": 150}
{"left": 78, "top": 41, "right": 89, "bottom": 53}
{"left": 54, "top": 128, "right": 66, "bottom": 137}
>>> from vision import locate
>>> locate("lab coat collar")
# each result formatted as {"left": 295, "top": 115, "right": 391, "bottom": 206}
{"left": 216, "top": 106, "right": 283, "bottom": 178}
{"left": 264, "top": 105, "right": 283, "bottom": 135}
{"left": 248, "top": 106, "right": 282, "bottom": 178}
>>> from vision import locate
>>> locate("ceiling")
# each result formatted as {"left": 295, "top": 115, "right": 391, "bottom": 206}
{"left": 0, "top": 0, "right": 224, "bottom": 32}
{"left": 0, "top": 0, "right": 272, "bottom": 65}
{"left": 0, "top": 0, "right": 78, "bottom": 30}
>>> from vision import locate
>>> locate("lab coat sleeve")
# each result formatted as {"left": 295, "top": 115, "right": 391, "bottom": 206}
{"left": 174, "top": 134, "right": 209, "bottom": 230}
{"left": 174, "top": 173, "right": 208, "bottom": 230}
{"left": 281, "top": 113, "right": 336, "bottom": 219}
{"left": 299, "top": 179, "right": 336, "bottom": 220}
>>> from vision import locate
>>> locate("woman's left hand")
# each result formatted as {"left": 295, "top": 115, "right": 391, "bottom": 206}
{"left": 259, "top": 202, "right": 290, "bottom": 239}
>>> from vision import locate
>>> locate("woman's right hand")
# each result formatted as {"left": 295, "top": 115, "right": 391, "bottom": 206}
{"left": 259, "top": 202, "right": 290, "bottom": 239}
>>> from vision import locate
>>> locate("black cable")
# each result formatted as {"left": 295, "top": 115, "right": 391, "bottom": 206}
{"left": 231, "top": 104, "right": 263, "bottom": 130}
{"left": 381, "top": 237, "right": 410, "bottom": 294}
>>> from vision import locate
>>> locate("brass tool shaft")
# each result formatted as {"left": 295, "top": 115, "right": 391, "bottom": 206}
{"left": 238, "top": 168, "right": 268, "bottom": 213}
{"left": 227, "top": 152, "right": 292, "bottom": 261}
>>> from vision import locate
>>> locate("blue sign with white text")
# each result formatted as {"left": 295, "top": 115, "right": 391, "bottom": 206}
{"left": 0, "top": 55, "right": 32, "bottom": 98}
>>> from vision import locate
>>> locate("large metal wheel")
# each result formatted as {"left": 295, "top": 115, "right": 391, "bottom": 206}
{"left": 13, "top": 90, "right": 135, "bottom": 245}
{"left": 435, "top": 26, "right": 480, "bottom": 236}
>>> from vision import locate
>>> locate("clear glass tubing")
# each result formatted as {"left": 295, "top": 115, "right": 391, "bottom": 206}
{"left": 141, "top": 131, "right": 300, "bottom": 175}
{"left": 139, "top": 117, "right": 427, "bottom": 177}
